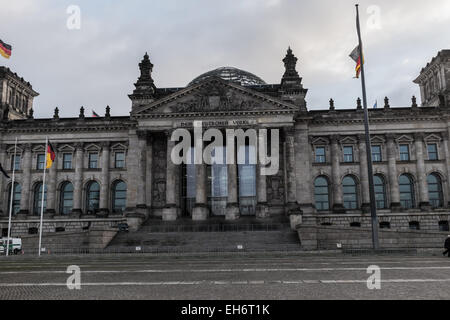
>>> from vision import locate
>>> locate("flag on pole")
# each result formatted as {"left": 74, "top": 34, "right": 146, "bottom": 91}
{"left": 92, "top": 110, "right": 100, "bottom": 117}
{"left": 0, "top": 163, "right": 10, "bottom": 179}
{"left": 349, "top": 45, "right": 363, "bottom": 78}
{"left": 46, "top": 142, "right": 56, "bottom": 169}
{"left": 0, "top": 39, "right": 12, "bottom": 59}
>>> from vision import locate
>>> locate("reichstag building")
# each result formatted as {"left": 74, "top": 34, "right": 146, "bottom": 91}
{"left": 0, "top": 48, "right": 450, "bottom": 236}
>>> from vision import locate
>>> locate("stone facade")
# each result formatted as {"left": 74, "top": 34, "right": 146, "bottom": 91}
{"left": 1, "top": 48, "right": 450, "bottom": 239}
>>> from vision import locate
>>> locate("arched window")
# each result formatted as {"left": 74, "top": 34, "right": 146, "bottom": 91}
{"left": 60, "top": 182, "right": 74, "bottom": 215}
{"left": 343, "top": 176, "right": 358, "bottom": 210}
{"left": 399, "top": 174, "right": 415, "bottom": 209}
{"left": 314, "top": 176, "right": 330, "bottom": 211}
{"left": 86, "top": 181, "right": 100, "bottom": 214}
{"left": 112, "top": 181, "right": 127, "bottom": 213}
{"left": 7, "top": 183, "right": 21, "bottom": 215}
{"left": 33, "top": 182, "right": 47, "bottom": 215}
{"left": 427, "top": 174, "right": 443, "bottom": 209}
{"left": 374, "top": 175, "right": 387, "bottom": 209}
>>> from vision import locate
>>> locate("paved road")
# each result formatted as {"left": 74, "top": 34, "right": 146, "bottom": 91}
{"left": 0, "top": 252, "right": 449, "bottom": 300}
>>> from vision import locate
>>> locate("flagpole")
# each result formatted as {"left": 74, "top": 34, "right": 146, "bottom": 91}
{"left": 6, "top": 137, "right": 17, "bottom": 257}
{"left": 38, "top": 137, "right": 48, "bottom": 256}
{"left": 356, "top": 4, "right": 379, "bottom": 250}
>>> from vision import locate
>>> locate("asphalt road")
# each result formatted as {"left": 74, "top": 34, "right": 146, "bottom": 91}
{"left": 0, "top": 252, "right": 449, "bottom": 300}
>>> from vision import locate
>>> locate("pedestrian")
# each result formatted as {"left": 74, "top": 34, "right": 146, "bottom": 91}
{"left": 443, "top": 235, "right": 450, "bottom": 257}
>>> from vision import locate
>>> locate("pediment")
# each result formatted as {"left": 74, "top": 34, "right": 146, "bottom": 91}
{"left": 311, "top": 137, "right": 329, "bottom": 145}
{"left": 371, "top": 136, "right": 386, "bottom": 144}
{"left": 339, "top": 136, "right": 357, "bottom": 145}
{"left": 84, "top": 143, "right": 101, "bottom": 152}
{"left": 396, "top": 135, "right": 413, "bottom": 143}
{"left": 132, "top": 77, "right": 297, "bottom": 117}
{"left": 424, "top": 134, "right": 442, "bottom": 142}
{"left": 58, "top": 144, "right": 75, "bottom": 152}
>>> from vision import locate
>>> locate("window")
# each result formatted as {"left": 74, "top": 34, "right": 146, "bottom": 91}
{"left": 439, "top": 221, "right": 449, "bottom": 232}
{"left": 374, "top": 175, "right": 387, "bottom": 209}
{"left": 399, "top": 144, "right": 410, "bottom": 161}
{"left": 379, "top": 222, "right": 391, "bottom": 229}
{"left": 427, "top": 144, "right": 438, "bottom": 160}
{"left": 88, "top": 153, "right": 98, "bottom": 169}
{"left": 315, "top": 147, "right": 326, "bottom": 163}
{"left": 63, "top": 153, "right": 73, "bottom": 169}
{"left": 409, "top": 221, "right": 420, "bottom": 230}
{"left": 55, "top": 227, "right": 65, "bottom": 233}
{"left": 60, "top": 182, "right": 74, "bottom": 215}
{"left": 115, "top": 152, "right": 125, "bottom": 168}
{"left": 33, "top": 183, "right": 47, "bottom": 215}
{"left": 371, "top": 145, "right": 382, "bottom": 162}
{"left": 399, "top": 174, "right": 415, "bottom": 209}
{"left": 343, "top": 146, "right": 354, "bottom": 163}
{"left": 343, "top": 176, "right": 358, "bottom": 209}
{"left": 28, "top": 227, "right": 38, "bottom": 235}
{"left": 86, "top": 181, "right": 100, "bottom": 214}
{"left": 314, "top": 177, "right": 330, "bottom": 211}
{"left": 112, "top": 181, "right": 127, "bottom": 213}
{"left": 11, "top": 154, "right": 21, "bottom": 170}
{"left": 427, "top": 174, "right": 443, "bottom": 209}
{"left": 8, "top": 183, "right": 21, "bottom": 215}
{"left": 37, "top": 154, "right": 46, "bottom": 170}
{"left": 350, "top": 222, "right": 361, "bottom": 228}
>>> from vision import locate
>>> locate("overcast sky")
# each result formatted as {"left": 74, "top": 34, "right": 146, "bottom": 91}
{"left": 1, "top": 0, "right": 449, "bottom": 118}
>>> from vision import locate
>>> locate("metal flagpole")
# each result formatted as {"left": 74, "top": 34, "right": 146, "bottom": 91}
{"left": 6, "top": 137, "right": 17, "bottom": 257}
{"left": 38, "top": 137, "right": 48, "bottom": 256}
{"left": 355, "top": 4, "right": 379, "bottom": 250}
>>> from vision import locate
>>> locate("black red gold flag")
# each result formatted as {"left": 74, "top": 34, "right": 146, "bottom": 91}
{"left": 46, "top": 142, "right": 56, "bottom": 169}
{"left": 0, "top": 39, "right": 12, "bottom": 59}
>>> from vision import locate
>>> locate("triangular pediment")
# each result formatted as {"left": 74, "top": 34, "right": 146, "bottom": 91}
{"left": 132, "top": 77, "right": 298, "bottom": 117}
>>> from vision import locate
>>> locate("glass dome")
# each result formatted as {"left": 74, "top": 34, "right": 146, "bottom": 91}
{"left": 188, "top": 67, "right": 266, "bottom": 87}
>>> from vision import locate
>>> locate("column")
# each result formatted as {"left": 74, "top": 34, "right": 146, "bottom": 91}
{"left": 442, "top": 131, "right": 450, "bottom": 207}
{"left": 136, "top": 131, "right": 148, "bottom": 216}
{"left": 46, "top": 143, "right": 58, "bottom": 216}
{"left": 294, "top": 125, "right": 313, "bottom": 217}
{"left": 19, "top": 144, "right": 32, "bottom": 216}
{"left": 72, "top": 143, "right": 84, "bottom": 215}
{"left": 0, "top": 144, "right": 6, "bottom": 216}
{"left": 358, "top": 135, "right": 371, "bottom": 213}
{"left": 331, "top": 135, "right": 345, "bottom": 213}
{"left": 226, "top": 137, "right": 239, "bottom": 220}
{"left": 284, "top": 128, "right": 300, "bottom": 214}
{"left": 99, "top": 142, "right": 110, "bottom": 217}
{"left": 145, "top": 134, "right": 153, "bottom": 209}
{"left": 386, "top": 134, "right": 401, "bottom": 211}
{"left": 414, "top": 133, "right": 430, "bottom": 210}
{"left": 162, "top": 131, "right": 179, "bottom": 221}
{"left": 192, "top": 157, "right": 209, "bottom": 221}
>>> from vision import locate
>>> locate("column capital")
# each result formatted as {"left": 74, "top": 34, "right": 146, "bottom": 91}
{"left": 22, "top": 143, "right": 32, "bottom": 152}
{"left": 441, "top": 131, "right": 449, "bottom": 140}
{"left": 330, "top": 134, "right": 340, "bottom": 144}
{"left": 413, "top": 132, "right": 425, "bottom": 142}
{"left": 74, "top": 142, "right": 84, "bottom": 151}
{"left": 385, "top": 133, "right": 397, "bottom": 142}
{"left": 136, "top": 130, "right": 148, "bottom": 139}
{"left": 357, "top": 134, "right": 367, "bottom": 143}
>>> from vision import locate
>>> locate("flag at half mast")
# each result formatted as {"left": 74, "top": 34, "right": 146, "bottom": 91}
{"left": 46, "top": 142, "right": 56, "bottom": 169}
{"left": 349, "top": 45, "right": 363, "bottom": 78}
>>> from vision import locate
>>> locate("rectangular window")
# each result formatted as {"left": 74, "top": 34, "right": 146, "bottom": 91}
{"left": 115, "top": 152, "right": 125, "bottom": 168}
{"left": 427, "top": 144, "right": 438, "bottom": 160}
{"left": 11, "top": 154, "right": 21, "bottom": 170}
{"left": 343, "top": 146, "right": 354, "bottom": 163}
{"left": 371, "top": 145, "right": 382, "bottom": 162}
{"left": 399, "top": 144, "right": 410, "bottom": 161}
{"left": 63, "top": 153, "right": 72, "bottom": 169}
{"left": 315, "top": 147, "right": 326, "bottom": 163}
{"left": 37, "top": 154, "right": 45, "bottom": 170}
{"left": 88, "top": 153, "right": 98, "bottom": 169}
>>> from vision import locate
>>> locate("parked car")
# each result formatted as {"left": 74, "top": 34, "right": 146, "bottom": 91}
{"left": 0, "top": 238, "right": 22, "bottom": 255}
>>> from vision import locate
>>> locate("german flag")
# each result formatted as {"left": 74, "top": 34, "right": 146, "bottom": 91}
{"left": 349, "top": 45, "right": 363, "bottom": 79}
{"left": 46, "top": 142, "right": 56, "bottom": 169}
{"left": 0, "top": 39, "right": 12, "bottom": 59}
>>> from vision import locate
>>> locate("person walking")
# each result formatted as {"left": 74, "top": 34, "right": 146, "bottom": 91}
{"left": 444, "top": 235, "right": 450, "bottom": 257}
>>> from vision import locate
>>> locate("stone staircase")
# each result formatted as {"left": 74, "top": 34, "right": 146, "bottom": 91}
{"left": 107, "top": 216, "right": 301, "bottom": 253}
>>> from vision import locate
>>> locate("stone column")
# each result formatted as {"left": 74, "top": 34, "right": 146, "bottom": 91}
{"left": 72, "top": 143, "right": 84, "bottom": 216}
{"left": 136, "top": 131, "right": 148, "bottom": 216}
{"left": 19, "top": 144, "right": 32, "bottom": 216}
{"left": 0, "top": 144, "right": 6, "bottom": 216}
{"left": 145, "top": 134, "right": 153, "bottom": 209}
{"left": 331, "top": 135, "right": 345, "bottom": 213}
{"left": 99, "top": 142, "right": 110, "bottom": 217}
{"left": 226, "top": 136, "right": 240, "bottom": 220}
{"left": 125, "top": 133, "right": 139, "bottom": 215}
{"left": 386, "top": 134, "right": 401, "bottom": 211}
{"left": 442, "top": 131, "right": 450, "bottom": 207}
{"left": 284, "top": 128, "right": 300, "bottom": 215}
{"left": 192, "top": 159, "right": 209, "bottom": 221}
{"left": 414, "top": 133, "right": 430, "bottom": 210}
{"left": 162, "top": 130, "right": 179, "bottom": 221}
{"left": 358, "top": 135, "right": 371, "bottom": 213}
{"left": 46, "top": 144, "right": 58, "bottom": 217}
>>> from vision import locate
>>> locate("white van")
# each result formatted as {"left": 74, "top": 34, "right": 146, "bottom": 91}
{"left": 0, "top": 238, "right": 22, "bottom": 255}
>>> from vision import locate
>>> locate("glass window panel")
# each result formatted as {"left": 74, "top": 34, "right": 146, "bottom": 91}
{"left": 427, "top": 144, "right": 438, "bottom": 160}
